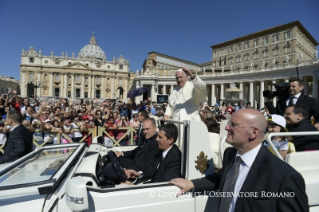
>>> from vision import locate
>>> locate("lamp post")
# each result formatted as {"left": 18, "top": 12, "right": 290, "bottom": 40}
{"left": 28, "top": 77, "right": 43, "bottom": 98}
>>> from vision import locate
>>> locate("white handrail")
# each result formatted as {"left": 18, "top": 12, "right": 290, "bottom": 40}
{"left": 266, "top": 131, "right": 319, "bottom": 160}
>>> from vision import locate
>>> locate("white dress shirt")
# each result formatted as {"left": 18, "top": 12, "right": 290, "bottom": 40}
{"left": 286, "top": 93, "right": 301, "bottom": 106}
{"left": 229, "top": 143, "right": 262, "bottom": 212}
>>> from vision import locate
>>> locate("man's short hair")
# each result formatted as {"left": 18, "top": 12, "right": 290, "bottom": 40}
{"left": 289, "top": 77, "right": 304, "bottom": 86}
{"left": 159, "top": 122, "right": 178, "bottom": 143}
{"left": 204, "top": 118, "right": 220, "bottom": 133}
{"left": 143, "top": 118, "right": 156, "bottom": 128}
{"left": 288, "top": 105, "right": 307, "bottom": 118}
{"left": 26, "top": 105, "right": 33, "bottom": 110}
{"left": 139, "top": 110, "right": 149, "bottom": 119}
{"left": 8, "top": 110, "right": 23, "bottom": 124}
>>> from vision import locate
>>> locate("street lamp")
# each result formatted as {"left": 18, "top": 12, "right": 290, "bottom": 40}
{"left": 28, "top": 77, "right": 43, "bottom": 98}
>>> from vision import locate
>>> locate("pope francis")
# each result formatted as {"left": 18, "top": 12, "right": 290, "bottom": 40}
{"left": 164, "top": 67, "right": 207, "bottom": 147}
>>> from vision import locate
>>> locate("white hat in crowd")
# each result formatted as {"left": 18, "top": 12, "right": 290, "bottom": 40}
{"left": 267, "top": 114, "right": 287, "bottom": 130}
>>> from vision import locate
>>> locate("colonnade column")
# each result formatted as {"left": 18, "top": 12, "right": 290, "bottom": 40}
{"left": 64, "top": 74, "right": 67, "bottom": 98}
{"left": 259, "top": 81, "right": 264, "bottom": 109}
{"left": 151, "top": 84, "right": 155, "bottom": 101}
{"left": 170, "top": 85, "right": 174, "bottom": 94}
{"left": 220, "top": 83, "right": 224, "bottom": 101}
{"left": 163, "top": 85, "right": 166, "bottom": 94}
{"left": 91, "top": 76, "right": 95, "bottom": 98}
{"left": 313, "top": 72, "right": 318, "bottom": 100}
{"left": 71, "top": 75, "right": 75, "bottom": 98}
{"left": 88, "top": 76, "right": 91, "bottom": 98}
{"left": 101, "top": 76, "right": 106, "bottom": 99}
{"left": 249, "top": 81, "right": 254, "bottom": 107}
{"left": 239, "top": 82, "right": 243, "bottom": 99}
{"left": 81, "top": 75, "right": 85, "bottom": 98}
{"left": 211, "top": 84, "right": 216, "bottom": 105}
{"left": 49, "top": 72, "right": 53, "bottom": 96}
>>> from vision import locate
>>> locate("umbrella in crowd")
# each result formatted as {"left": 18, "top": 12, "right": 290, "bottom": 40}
{"left": 127, "top": 87, "right": 149, "bottom": 98}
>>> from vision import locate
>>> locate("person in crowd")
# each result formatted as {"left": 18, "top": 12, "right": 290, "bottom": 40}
{"left": 235, "top": 100, "right": 245, "bottom": 111}
{"left": 202, "top": 110, "right": 214, "bottom": 122}
{"left": 62, "top": 119, "right": 73, "bottom": 144}
{"left": 103, "top": 117, "right": 118, "bottom": 147}
{"left": 94, "top": 110, "right": 104, "bottom": 127}
{"left": 113, "top": 111, "right": 121, "bottom": 124}
{"left": 135, "top": 111, "right": 149, "bottom": 145}
{"left": 125, "top": 122, "right": 181, "bottom": 183}
{"left": 245, "top": 101, "right": 252, "bottom": 109}
{"left": 224, "top": 108, "right": 233, "bottom": 119}
{"left": 0, "top": 111, "right": 33, "bottom": 164}
{"left": 266, "top": 114, "right": 295, "bottom": 159}
{"left": 51, "top": 120, "right": 63, "bottom": 144}
{"left": 116, "top": 115, "right": 130, "bottom": 146}
{"left": 204, "top": 117, "right": 220, "bottom": 134}
{"left": 23, "top": 105, "right": 35, "bottom": 122}
{"left": 39, "top": 110, "right": 50, "bottom": 123}
{"left": 30, "top": 118, "right": 44, "bottom": 148}
{"left": 19, "top": 98, "right": 30, "bottom": 114}
{"left": 284, "top": 105, "right": 319, "bottom": 151}
{"left": 130, "top": 113, "right": 140, "bottom": 128}
{"left": 115, "top": 118, "right": 159, "bottom": 179}
{"left": 71, "top": 116, "right": 85, "bottom": 143}
{"left": 163, "top": 67, "right": 207, "bottom": 147}
{"left": 43, "top": 120, "right": 54, "bottom": 145}
{"left": 170, "top": 108, "right": 308, "bottom": 212}
{"left": 151, "top": 101, "right": 158, "bottom": 115}
{"left": 266, "top": 77, "right": 319, "bottom": 129}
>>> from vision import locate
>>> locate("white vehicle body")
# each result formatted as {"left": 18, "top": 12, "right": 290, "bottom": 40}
{"left": 0, "top": 120, "right": 318, "bottom": 212}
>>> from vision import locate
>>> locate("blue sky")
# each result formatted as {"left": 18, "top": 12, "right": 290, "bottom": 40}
{"left": 0, "top": 0, "right": 318, "bottom": 80}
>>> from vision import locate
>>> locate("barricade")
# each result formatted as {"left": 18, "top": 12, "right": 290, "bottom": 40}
{"left": 97, "top": 126, "right": 138, "bottom": 146}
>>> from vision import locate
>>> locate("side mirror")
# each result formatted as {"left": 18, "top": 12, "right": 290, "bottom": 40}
{"left": 65, "top": 177, "right": 89, "bottom": 212}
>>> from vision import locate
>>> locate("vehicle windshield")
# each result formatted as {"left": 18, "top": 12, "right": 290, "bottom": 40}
{"left": 0, "top": 146, "right": 77, "bottom": 187}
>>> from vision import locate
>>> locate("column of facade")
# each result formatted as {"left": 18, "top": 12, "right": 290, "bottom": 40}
{"left": 101, "top": 76, "right": 106, "bottom": 98}
{"left": 20, "top": 70, "right": 26, "bottom": 97}
{"left": 259, "top": 81, "right": 264, "bottom": 109}
{"left": 37, "top": 71, "right": 41, "bottom": 97}
{"left": 59, "top": 74, "right": 63, "bottom": 97}
{"left": 81, "top": 74, "right": 85, "bottom": 98}
{"left": 151, "top": 84, "right": 155, "bottom": 101}
{"left": 211, "top": 84, "right": 216, "bottom": 105}
{"left": 312, "top": 72, "right": 318, "bottom": 100}
{"left": 91, "top": 75, "right": 95, "bottom": 98}
{"left": 49, "top": 72, "right": 53, "bottom": 96}
{"left": 239, "top": 82, "right": 243, "bottom": 99}
{"left": 170, "top": 85, "right": 174, "bottom": 94}
{"left": 249, "top": 81, "right": 254, "bottom": 107}
{"left": 303, "top": 76, "right": 309, "bottom": 95}
{"left": 71, "top": 74, "right": 75, "bottom": 98}
{"left": 112, "top": 77, "right": 116, "bottom": 99}
{"left": 163, "top": 85, "right": 166, "bottom": 94}
{"left": 64, "top": 74, "right": 67, "bottom": 98}
{"left": 88, "top": 75, "right": 91, "bottom": 98}
{"left": 220, "top": 83, "right": 224, "bottom": 101}
{"left": 123, "top": 78, "right": 128, "bottom": 100}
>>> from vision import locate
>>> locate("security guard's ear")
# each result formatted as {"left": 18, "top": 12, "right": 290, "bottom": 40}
{"left": 249, "top": 127, "right": 259, "bottom": 140}
{"left": 168, "top": 137, "right": 174, "bottom": 146}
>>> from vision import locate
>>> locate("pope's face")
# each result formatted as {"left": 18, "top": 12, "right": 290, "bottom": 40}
{"left": 175, "top": 71, "right": 188, "bottom": 88}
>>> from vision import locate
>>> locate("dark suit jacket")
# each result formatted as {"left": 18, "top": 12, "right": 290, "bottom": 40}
{"left": 288, "top": 119, "right": 319, "bottom": 151}
{"left": 0, "top": 124, "right": 33, "bottom": 164}
{"left": 122, "top": 133, "right": 159, "bottom": 178}
{"left": 265, "top": 94, "right": 319, "bottom": 122}
{"left": 150, "top": 144, "right": 182, "bottom": 182}
{"left": 135, "top": 125, "right": 144, "bottom": 146}
{"left": 192, "top": 146, "right": 308, "bottom": 212}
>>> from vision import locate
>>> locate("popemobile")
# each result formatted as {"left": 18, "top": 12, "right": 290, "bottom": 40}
{"left": 0, "top": 119, "right": 318, "bottom": 211}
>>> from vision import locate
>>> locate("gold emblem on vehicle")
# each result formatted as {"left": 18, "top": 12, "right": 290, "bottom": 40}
{"left": 195, "top": 151, "right": 208, "bottom": 174}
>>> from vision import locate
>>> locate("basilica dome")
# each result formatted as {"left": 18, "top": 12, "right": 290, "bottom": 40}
{"left": 79, "top": 33, "right": 106, "bottom": 60}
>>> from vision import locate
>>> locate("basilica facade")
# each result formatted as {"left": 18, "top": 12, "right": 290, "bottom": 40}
{"left": 20, "top": 33, "right": 134, "bottom": 100}
{"left": 134, "top": 21, "right": 319, "bottom": 109}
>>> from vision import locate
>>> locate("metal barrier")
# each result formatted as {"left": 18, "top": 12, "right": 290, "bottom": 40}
{"left": 97, "top": 126, "right": 138, "bottom": 146}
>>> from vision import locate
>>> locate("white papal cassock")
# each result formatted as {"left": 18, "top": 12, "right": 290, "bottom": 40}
{"left": 165, "top": 76, "right": 207, "bottom": 148}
